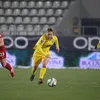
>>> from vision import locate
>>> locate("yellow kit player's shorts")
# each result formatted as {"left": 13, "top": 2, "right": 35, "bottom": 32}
{"left": 33, "top": 51, "right": 50, "bottom": 66}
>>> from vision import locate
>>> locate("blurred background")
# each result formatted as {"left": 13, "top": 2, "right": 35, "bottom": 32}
{"left": 0, "top": 0, "right": 100, "bottom": 69}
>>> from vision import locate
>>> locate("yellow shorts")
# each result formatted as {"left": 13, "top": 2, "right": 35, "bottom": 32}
{"left": 33, "top": 51, "right": 50, "bottom": 66}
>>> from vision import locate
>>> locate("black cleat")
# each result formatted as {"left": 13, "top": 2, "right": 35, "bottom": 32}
{"left": 30, "top": 74, "right": 35, "bottom": 81}
{"left": 38, "top": 79, "right": 43, "bottom": 84}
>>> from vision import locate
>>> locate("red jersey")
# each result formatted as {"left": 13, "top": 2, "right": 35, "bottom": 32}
{"left": 0, "top": 34, "right": 2, "bottom": 38}
{"left": 0, "top": 34, "right": 6, "bottom": 60}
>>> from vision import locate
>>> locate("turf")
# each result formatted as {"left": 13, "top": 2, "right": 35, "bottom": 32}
{"left": 0, "top": 68, "right": 100, "bottom": 100}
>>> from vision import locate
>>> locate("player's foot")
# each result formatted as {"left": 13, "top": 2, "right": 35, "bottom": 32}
{"left": 10, "top": 67, "right": 15, "bottom": 77}
{"left": 30, "top": 74, "right": 35, "bottom": 81}
{"left": 38, "top": 78, "right": 43, "bottom": 84}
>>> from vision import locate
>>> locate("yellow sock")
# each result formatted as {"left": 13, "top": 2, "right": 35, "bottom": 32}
{"left": 39, "top": 67, "right": 46, "bottom": 79}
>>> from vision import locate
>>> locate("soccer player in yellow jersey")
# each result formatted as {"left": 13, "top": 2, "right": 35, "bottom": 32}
{"left": 30, "top": 28, "right": 60, "bottom": 84}
{"left": 95, "top": 41, "right": 100, "bottom": 49}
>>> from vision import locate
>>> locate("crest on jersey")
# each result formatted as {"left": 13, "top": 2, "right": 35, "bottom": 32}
{"left": 40, "top": 40, "right": 44, "bottom": 44}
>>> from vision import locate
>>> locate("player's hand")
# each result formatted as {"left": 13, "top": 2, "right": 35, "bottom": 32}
{"left": 56, "top": 48, "right": 60, "bottom": 52}
{"left": 45, "top": 54, "right": 51, "bottom": 58}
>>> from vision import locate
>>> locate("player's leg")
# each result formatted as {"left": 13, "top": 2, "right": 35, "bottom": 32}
{"left": 1, "top": 58, "right": 15, "bottom": 77}
{"left": 0, "top": 46, "right": 15, "bottom": 77}
{"left": 38, "top": 57, "right": 50, "bottom": 84}
{"left": 30, "top": 56, "right": 42, "bottom": 81}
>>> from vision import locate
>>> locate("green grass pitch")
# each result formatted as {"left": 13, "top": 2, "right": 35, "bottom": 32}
{"left": 0, "top": 68, "right": 100, "bottom": 100}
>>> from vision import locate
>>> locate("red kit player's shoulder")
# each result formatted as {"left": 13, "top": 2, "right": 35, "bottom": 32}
{"left": 0, "top": 34, "right": 2, "bottom": 38}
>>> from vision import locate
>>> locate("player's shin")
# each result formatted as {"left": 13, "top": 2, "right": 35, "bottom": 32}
{"left": 30, "top": 66, "right": 38, "bottom": 81}
{"left": 5, "top": 63, "right": 15, "bottom": 77}
{"left": 39, "top": 67, "right": 46, "bottom": 79}
{"left": 5, "top": 63, "right": 12, "bottom": 71}
{"left": 32, "top": 66, "right": 37, "bottom": 75}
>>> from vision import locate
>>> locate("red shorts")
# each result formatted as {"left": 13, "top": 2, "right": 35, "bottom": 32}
{"left": 0, "top": 45, "right": 6, "bottom": 60}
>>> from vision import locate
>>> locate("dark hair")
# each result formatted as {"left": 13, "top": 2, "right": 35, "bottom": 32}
{"left": 47, "top": 28, "right": 53, "bottom": 32}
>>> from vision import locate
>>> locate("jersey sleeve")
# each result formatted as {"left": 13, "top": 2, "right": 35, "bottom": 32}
{"left": 36, "top": 36, "right": 45, "bottom": 46}
{"left": 33, "top": 35, "right": 46, "bottom": 57}
{"left": 33, "top": 35, "right": 45, "bottom": 49}
{"left": 54, "top": 36, "right": 59, "bottom": 49}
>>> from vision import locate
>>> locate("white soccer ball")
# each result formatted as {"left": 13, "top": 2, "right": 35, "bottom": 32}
{"left": 47, "top": 78, "right": 57, "bottom": 87}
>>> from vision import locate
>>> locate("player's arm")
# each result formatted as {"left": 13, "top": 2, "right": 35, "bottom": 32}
{"left": 55, "top": 36, "right": 60, "bottom": 52}
{"left": 0, "top": 35, "right": 4, "bottom": 46}
{"left": 34, "top": 36, "right": 46, "bottom": 57}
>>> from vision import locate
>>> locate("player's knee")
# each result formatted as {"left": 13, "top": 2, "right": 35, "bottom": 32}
{"left": 2, "top": 64, "right": 6, "bottom": 68}
{"left": 43, "top": 59, "right": 49, "bottom": 66}
{"left": 1, "top": 62, "right": 6, "bottom": 67}
{"left": 43, "top": 61, "right": 48, "bottom": 67}
{"left": 42, "top": 65, "right": 46, "bottom": 68}
{"left": 34, "top": 65, "right": 38, "bottom": 69}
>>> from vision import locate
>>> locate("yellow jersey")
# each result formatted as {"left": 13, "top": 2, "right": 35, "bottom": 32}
{"left": 33, "top": 34, "right": 59, "bottom": 56}
{"left": 97, "top": 41, "right": 100, "bottom": 48}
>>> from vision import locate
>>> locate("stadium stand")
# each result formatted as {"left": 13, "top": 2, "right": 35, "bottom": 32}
{"left": 0, "top": 0, "right": 74, "bottom": 35}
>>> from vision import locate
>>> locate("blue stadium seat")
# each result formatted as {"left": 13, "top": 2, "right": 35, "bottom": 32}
{"left": 1, "top": 25, "right": 8, "bottom": 32}
{"left": 44, "top": 1, "right": 52, "bottom": 8}
{"left": 6, "top": 17, "right": 14, "bottom": 24}
{"left": 52, "top": 1, "right": 60, "bottom": 8}
{"left": 9, "top": 25, "right": 16, "bottom": 32}
{"left": 56, "top": 17, "right": 63, "bottom": 25}
{"left": 3, "top": 1, "right": 11, "bottom": 8}
{"left": 19, "top": 32, "right": 27, "bottom": 35}
{"left": 0, "top": 1, "right": 3, "bottom": 7}
{"left": 40, "top": 17, "right": 47, "bottom": 24}
{"left": 29, "top": 9, "right": 37, "bottom": 16}
{"left": 27, "top": 1, "right": 35, "bottom": 8}
{"left": 17, "top": 25, "right": 24, "bottom": 31}
{"left": 61, "top": 1, "right": 68, "bottom": 8}
{"left": 23, "top": 17, "right": 31, "bottom": 24}
{"left": 10, "top": 32, "right": 19, "bottom": 35}
{"left": 31, "top": 17, "right": 39, "bottom": 24}
{"left": 0, "top": 17, "right": 6, "bottom": 24}
{"left": 13, "top": 9, "right": 21, "bottom": 16}
{"left": 26, "top": 25, "right": 33, "bottom": 32}
{"left": 36, "top": 1, "right": 43, "bottom": 8}
{"left": 19, "top": 1, "right": 27, "bottom": 8}
{"left": 48, "top": 17, "right": 56, "bottom": 24}
{"left": 21, "top": 9, "right": 29, "bottom": 16}
{"left": 54, "top": 9, "right": 62, "bottom": 16}
{"left": 15, "top": 17, "right": 22, "bottom": 24}
{"left": 5, "top": 9, "right": 13, "bottom": 16}
{"left": 0, "top": 9, "right": 4, "bottom": 15}
{"left": 46, "top": 9, "right": 54, "bottom": 16}
{"left": 33, "top": 25, "right": 41, "bottom": 32}
{"left": 42, "top": 25, "right": 49, "bottom": 33}
{"left": 11, "top": 1, "right": 19, "bottom": 8}
{"left": 38, "top": 9, "right": 45, "bottom": 16}
{"left": 28, "top": 32, "right": 36, "bottom": 35}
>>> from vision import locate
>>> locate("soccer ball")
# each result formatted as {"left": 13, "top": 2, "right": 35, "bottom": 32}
{"left": 47, "top": 78, "right": 57, "bottom": 87}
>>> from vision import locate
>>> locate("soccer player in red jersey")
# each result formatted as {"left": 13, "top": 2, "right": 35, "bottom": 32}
{"left": 0, "top": 34, "right": 15, "bottom": 77}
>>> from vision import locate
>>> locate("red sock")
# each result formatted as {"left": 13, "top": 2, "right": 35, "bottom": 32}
{"left": 5, "top": 63, "right": 12, "bottom": 71}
